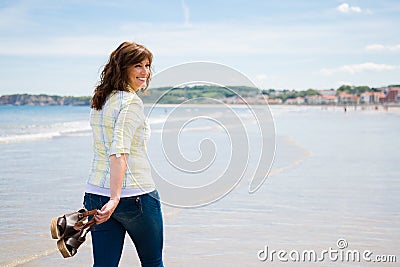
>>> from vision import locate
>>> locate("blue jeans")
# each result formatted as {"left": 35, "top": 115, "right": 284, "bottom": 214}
{"left": 83, "top": 190, "right": 164, "bottom": 267}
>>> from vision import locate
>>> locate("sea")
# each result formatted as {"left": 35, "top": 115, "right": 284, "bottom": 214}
{"left": 0, "top": 104, "right": 399, "bottom": 266}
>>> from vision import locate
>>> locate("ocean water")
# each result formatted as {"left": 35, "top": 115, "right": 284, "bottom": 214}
{"left": 0, "top": 105, "right": 399, "bottom": 266}
{"left": 0, "top": 106, "right": 91, "bottom": 144}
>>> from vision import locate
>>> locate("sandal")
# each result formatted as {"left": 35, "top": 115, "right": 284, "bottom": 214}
{"left": 50, "top": 208, "right": 97, "bottom": 239}
{"left": 57, "top": 218, "right": 96, "bottom": 258}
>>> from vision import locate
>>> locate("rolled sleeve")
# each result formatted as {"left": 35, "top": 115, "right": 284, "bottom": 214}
{"left": 109, "top": 98, "right": 142, "bottom": 156}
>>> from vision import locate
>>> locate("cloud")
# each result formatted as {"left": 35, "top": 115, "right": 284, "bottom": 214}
{"left": 365, "top": 44, "right": 400, "bottom": 51}
{"left": 321, "top": 62, "right": 399, "bottom": 75}
{"left": 0, "top": 36, "right": 113, "bottom": 56}
{"left": 336, "top": 3, "right": 362, "bottom": 13}
{"left": 0, "top": 22, "right": 333, "bottom": 57}
{"left": 181, "top": 0, "right": 191, "bottom": 27}
{"left": 0, "top": 18, "right": 390, "bottom": 59}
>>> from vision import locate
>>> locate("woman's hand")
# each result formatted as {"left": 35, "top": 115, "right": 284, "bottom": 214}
{"left": 95, "top": 198, "right": 120, "bottom": 224}
{"left": 94, "top": 154, "right": 127, "bottom": 224}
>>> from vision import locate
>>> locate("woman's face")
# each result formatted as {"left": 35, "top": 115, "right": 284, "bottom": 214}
{"left": 127, "top": 58, "right": 151, "bottom": 91}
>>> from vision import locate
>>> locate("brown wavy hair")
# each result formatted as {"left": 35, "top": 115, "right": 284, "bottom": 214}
{"left": 90, "top": 41, "right": 153, "bottom": 110}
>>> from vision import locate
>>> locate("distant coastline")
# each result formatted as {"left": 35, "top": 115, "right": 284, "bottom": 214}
{"left": 0, "top": 94, "right": 90, "bottom": 106}
{"left": 1, "top": 84, "right": 399, "bottom": 106}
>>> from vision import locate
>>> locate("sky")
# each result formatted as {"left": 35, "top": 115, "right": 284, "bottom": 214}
{"left": 0, "top": 0, "right": 399, "bottom": 96}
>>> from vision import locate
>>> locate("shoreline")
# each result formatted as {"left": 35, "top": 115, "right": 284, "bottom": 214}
{"left": 143, "top": 103, "right": 400, "bottom": 107}
{"left": 2, "top": 103, "right": 399, "bottom": 114}
{"left": 143, "top": 103, "right": 400, "bottom": 113}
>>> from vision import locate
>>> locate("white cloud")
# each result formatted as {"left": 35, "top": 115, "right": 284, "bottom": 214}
{"left": 0, "top": 36, "right": 113, "bottom": 56}
{"left": 336, "top": 3, "right": 362, "bottom": 13}
{"left": 0, "top": 22, "right": 335, "bottom": 57}
{"left": 365, "top": 44, "right": 385, "bottom": 51}
{"left": 181, "top": 0, "right": 191, "bottom": 27}
{"left": 365, "top": 44, "right": 400, "bottom": 51}
{"left": 390, "top": 45, "right": 400, "bottom": 51}
{"left": 321, "top": 62, "right": 399, "bottom": 75}
{"left": 0, "top": 19, "right": 391, "bottom": 61}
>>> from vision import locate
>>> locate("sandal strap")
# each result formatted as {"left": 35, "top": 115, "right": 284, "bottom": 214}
{"left": 82, "top": 209, "right": 98, "bottom": 217}
{"left": 73, "top": 218, "right": 96, "bottom": 231}
{"left": 83, "top": 218, "right": 96, "bottom": 229}
{"left": 77, "top": 209, "right": 97, "bottom": 219}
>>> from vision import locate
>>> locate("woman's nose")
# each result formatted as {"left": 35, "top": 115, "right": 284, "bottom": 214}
{"left": 141, "top": 66, "right": 149, "bottom": 75}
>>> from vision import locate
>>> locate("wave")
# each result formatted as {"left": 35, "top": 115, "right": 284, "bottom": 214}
{"left": 0, "top": 120, "right": 91, "bottom": 144}
{"left": 0, "top": 110, "right": 254, "bottom": 145}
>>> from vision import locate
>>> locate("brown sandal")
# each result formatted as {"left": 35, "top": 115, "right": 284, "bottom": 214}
{"left": 50, "top": 209, "right": 97, "bottom": 239}
{"left": 56, "top": 218, "right": 96, "bottom": 258}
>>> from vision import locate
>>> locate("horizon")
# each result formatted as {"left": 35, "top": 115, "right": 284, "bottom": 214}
{"left": 1, "top": 83, "right": 399, "bottom": 98}
{"left": 0, "top": 0, "right": 399, "bottom": 96}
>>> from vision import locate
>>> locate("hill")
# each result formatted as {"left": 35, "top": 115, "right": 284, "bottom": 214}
{"left": 0, "top": 94, "right": 90, "bottom": 106}
{"left": 0, "top": 85, "right": 261, "bottom": 105}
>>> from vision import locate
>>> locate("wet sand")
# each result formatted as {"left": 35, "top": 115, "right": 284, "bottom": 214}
{"left": 1, "top": 106, "right": 399, "bottom": 267}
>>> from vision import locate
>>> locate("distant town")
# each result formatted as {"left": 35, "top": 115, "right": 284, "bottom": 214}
{"left": 0, "top": 84, "right": 399, "bottom": 106}
{"left": 261, "top": 84, "right": 400, "bottom": 106}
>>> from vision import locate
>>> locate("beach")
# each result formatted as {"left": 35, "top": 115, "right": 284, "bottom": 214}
{"left": 0, "top": 105, "right": 399, "bottom": 266}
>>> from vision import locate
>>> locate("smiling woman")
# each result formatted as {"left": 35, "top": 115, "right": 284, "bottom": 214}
{"left": 82, "top": 41, "right": 164, "bottom": 267}
{"left": 90, "top": 41, "right": 153, "bottom": 110}
{"left": 127, "top": 59, "right": 151, "bottom": 91}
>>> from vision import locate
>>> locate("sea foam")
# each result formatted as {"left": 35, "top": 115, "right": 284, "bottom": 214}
{"left": 0, "top": 120, "right": 90, "bottom": 144}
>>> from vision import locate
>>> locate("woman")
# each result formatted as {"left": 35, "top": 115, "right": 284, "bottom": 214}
{"left": 83, "top": 41, "right": 164, "bottom": 267}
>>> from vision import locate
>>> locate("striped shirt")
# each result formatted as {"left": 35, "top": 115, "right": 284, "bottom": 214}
{"left": 86, "top": 90, "right": 155, "bottom": 196}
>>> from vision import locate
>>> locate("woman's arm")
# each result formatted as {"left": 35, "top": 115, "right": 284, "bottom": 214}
{"left": 94, "top": 154, "right": 128, "bottom": 224}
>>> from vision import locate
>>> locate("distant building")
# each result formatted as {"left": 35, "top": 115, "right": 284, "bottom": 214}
{"left": 222, "top": 94, "right": 267, "bottom": 105}
{"left": 338, "top": 92, "right": 358, "bottom": 104}
{"left": 386, "top": 87, "right": 400, "bottom": 102}
{"left": 295, "top": 97, "right": 305, "bottom": 104}
{"left": 321, "top": 95, "right": 338, "bottom": 104}
{"left": 284, "top": 97, "right": 305, "bottom": 105}
{"left": 284, "top": 98, "right": 296, "bottom": 104}
{"left": 374, "top": 92, "right": 386, "bottom": 103}
{"left": 377, "top": 86, "right": 390, "bottom": 95}
{"left": 359, "top": 92, "right": 386, "bottom": 104}
{"left": 360, "top": 92, "right": 374, "bottom": 104}
{"left": 304, "top": 95, "right": 337, "bottom": 105}
{"left": 305, "top": 95, "right": 321, "bottom": 104}
{"left": 268, "top": 98, "right": 283, "bottom": 104}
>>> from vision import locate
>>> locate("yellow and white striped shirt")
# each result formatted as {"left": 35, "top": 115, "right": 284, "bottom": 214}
{"left": 86, "top": 90, "right": 155, "bottom": 196}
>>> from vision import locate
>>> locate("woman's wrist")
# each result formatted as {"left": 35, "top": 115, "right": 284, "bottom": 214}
{"left": 110, "top": 196, "right": 120, "bottom": 202}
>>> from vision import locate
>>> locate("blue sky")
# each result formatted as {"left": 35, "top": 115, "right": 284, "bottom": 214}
{"left": 0, "top": 0, "right": 399, "bottom": 96}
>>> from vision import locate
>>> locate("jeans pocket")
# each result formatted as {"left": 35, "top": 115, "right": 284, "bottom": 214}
{"left": 113, "top": 196, "right": 143, "bottom": 222}
{"left": 150, "top": 190, "right": 162, "bottom": 209}
{"left": 141, "top": 190, "right": 162, "bottom": 213}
